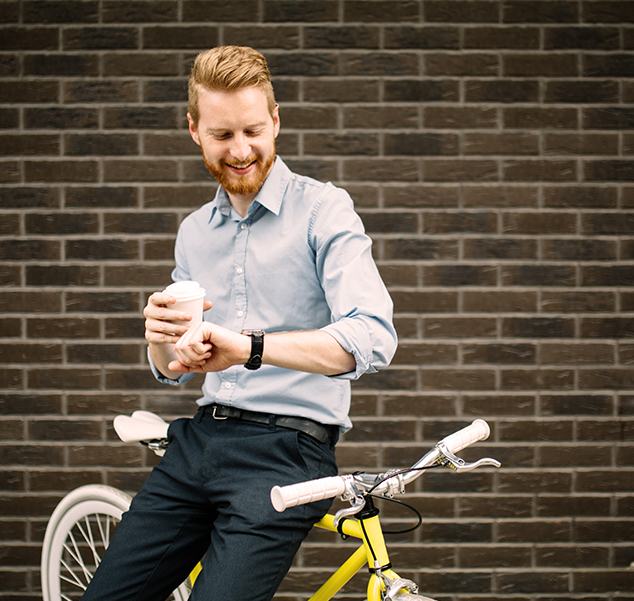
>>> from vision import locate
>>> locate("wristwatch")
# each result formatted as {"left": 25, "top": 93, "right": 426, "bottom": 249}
{"left": 241, "top": 330, "right": 265, "bottom": 370}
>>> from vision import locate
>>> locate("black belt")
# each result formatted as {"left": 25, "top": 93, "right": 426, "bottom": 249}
{"left": 203, "top": 404, "right": 338, "bottom": 445}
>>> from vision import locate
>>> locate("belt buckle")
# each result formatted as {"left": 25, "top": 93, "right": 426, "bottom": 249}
{"left": 212, "top": 405, "right": 227, "bottom": 420}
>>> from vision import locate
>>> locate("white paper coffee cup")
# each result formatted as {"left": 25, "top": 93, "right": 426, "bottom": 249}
{"left": 163, "top": 280, "right": 206, "bottom": 326}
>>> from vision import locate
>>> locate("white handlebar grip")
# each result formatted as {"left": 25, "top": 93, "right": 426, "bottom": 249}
{"left": 441, "top": 419, "right": 491, "bottom": 455}
{"left": 271, "top": 476, "right": 346, "bottom": 513}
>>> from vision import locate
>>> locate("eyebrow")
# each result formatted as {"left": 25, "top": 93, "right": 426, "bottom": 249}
{"left": 206, "top": 122, "right": 268, "bottom": 134}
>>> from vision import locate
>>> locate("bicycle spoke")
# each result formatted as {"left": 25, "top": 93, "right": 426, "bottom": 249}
{"left": 59, "top": 557, "right": 88, "bottom": 590}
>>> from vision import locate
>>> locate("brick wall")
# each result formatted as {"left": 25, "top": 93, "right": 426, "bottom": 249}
{"left": 1, "top": 0, "right": 634, "bottom": 598}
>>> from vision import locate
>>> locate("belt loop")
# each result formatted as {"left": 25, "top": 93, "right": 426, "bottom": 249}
{"left": 268, "top": 414, "right": 276, "bottom": 431}
{"left": 195, "top": 407, "right": 204, "bottom": 423}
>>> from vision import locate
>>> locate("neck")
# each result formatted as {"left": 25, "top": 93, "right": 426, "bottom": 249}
{"left": 228, "top": 192, "right": 257, "bottom": 218}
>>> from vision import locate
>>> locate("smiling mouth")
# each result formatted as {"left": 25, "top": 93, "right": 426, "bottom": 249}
{"left": 226, "top": 160, "right": 257, "bottom": 172}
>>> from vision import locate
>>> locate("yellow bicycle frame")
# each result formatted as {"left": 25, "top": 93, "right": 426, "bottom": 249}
{"left": 308, "top": 512, "right": 401, "bottom": 601}
{"left": 188, "top": 509, "right": 402, "bottom": 601}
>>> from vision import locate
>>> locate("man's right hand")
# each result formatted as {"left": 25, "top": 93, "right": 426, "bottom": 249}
{"left": 143, "top": 291, "right": 213, "bottom": 344}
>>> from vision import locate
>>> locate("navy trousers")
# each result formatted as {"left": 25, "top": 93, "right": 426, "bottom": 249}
{"left": 82, "top": 408, "right": 338, "bottom": 601}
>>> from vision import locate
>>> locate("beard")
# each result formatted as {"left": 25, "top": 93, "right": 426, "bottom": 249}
{"left": 201, "top": 143, "right": 276, "bottom": 198}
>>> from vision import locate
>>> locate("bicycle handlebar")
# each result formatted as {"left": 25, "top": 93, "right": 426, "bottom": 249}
{"left": 271, "top": 419, "right": 493, "bottom": 513}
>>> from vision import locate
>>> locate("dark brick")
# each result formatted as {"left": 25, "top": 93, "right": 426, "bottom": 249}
{"left": 224, "top": 25, "right": 300, "bottom": 50}
{"left": 104, "top": 159, "right": 179, "bottom": 183}
{"left": 24, "top": 107, "right": 99, "bottom": 130}
{"left": 23, "top": 1, "right": 99, "bottom": 23}
{"left": 585, "top": 160, "right": 634, "bottom": 182}
{"left": 343, "top": 105, "right": 418, "bottom": 129}
{"left": 425, "top": 52, "right": 499, "bottom": 76}
{"left": 143, "top": 79, "right": 188, "bottom": 103}
{"left": 541, "top": 394, "right": 614, "bottom": 415}
{"left": 65, "top": 133, "right": 138, "bottom": 156}
{"left": 24, "top": 53, "right": 99, "bottom": 76}
{"left": 463, "top": 343, "right": 536, "bottom": 365}
{"left": 64, "top": 80, "right": 139, "bottom": 103}
{"left": 504, "top": 107, "right": 578, "bottom": 129}
{"left": 66, "top": 239, "right": 140, "bottom": 261}
{"left": 542, "top": 239, "right": 617, "bottom": 261}
{"left": 0, "top": 80, "right": 59, "bottom": 103}
{"left": 584, "top": 53, "right": 634, "bottom": 77}
{"left": 181, "top": 0, "right": 257, "bottom": 22}
{"left": 0, "top": 239, "right": 60, "bottom": 261}
{"left": 424, "top": 159, "right": 498, "bottom": 182}
{"left": 102, "top": 1, "right": 177, "bottom": 22}
{"left": 304, "top": 26, "right": 379, "bottom": 49}
{"left": 504, "top": 1, "right": 579, "bottom": 23}
{"left": 503, "top": 317, "right": 575, "bottom": 338}
{"left": 65, "top": 291, "right": 139, "bottom": 313}
{"left": 464, "top": 26, "right": 540, "bottom": 49}
{"left": 344, "top": 1, "right": 419, "bottom": 23}
{"left": 266, "top": 53, "right": 338, "bottom": 77}
{"left": 385, "top": 133, "right": 458, "bottom": 156}
{"left": 551, "top": 290, "right": 614, "bottom": 316}
{"left": 544, "top": 133, "right": 619, "bottom": 155}
{"left": 63, "top": 26, "right": 138, "bottom": 50}
{"left": 304, "top": 78, "right": 379, "bottom": 102}
{"left": 546, "top": 26, "right": 620, "bottom": 49}
{"left": 66, "top": 186, "right": 138, "bottom": 208}
{"left": 383, "top": 184, "right": 459, "bottom": 208}
{"left": 505, "top": 159, "right": 577, "bottom": 181}
{"left": 584, "top": 107, "right": 634, "bottom": 129}
{"left": 582, "top": 266, "right": 634, "bottom": 287}
{"left": 546, "top": 80, "right": 619, "bottom": 103}
{"left": 27, "top": 317, "right": 100, "bottom": 339}
{"left": 463, "top": 185, "right": 538, "bottom": 207}
{"left": 466, "top": 79, "right": 539, "bottom": 103}
{"left": 543, "top": 185, "right": 617, "bottom": 208}
{"left": 384, "top": 79, "right": 459, "bottom": 102}
{"left": 304, "top": 133, "right": 378, "bottom": 156}
{"left": 425, "top": 1, "right": 499, "bottom": 23}
{"left": 423, "top": 317, "right": 496, "bottom": 338}
{"left": 425, "top": 106, "right": 498, "bottom": 129}
{"left": 581, "top": 318, "right": 634, "bottom": 338}
{"left": 424, "top": 264, "right": 498, "bottom": 286}
{"left": 503, "top": 212, "right": 576, "bottom": 234}
{"left": 24, "top": 160, "right": 99, "bottom": 183}
{"left": 391, "top": 291, "right": 458, "bottom": 313}
{"left": 583, "top": 1, "right": 634, "bottom": 23}
{"left": 464, "top": 238, "right": 537, "bottom": 260}
{"left": 504, "top": 53, "right": 579, "bottom": 77}
{"left": 26, "top": 265, "right": 100, "bottom": 287}
{"left": 0, "top": 26, "right": 58, "bottom": 50}
{"left": 344, "top": 52, "right": 419, "bottom": 76}
{"left": 103, "top": 52, "right": 180, "bottom": 76}
{"left": 463, "top": 291, "right": 537, "bottom": 312}
{"left": 383, "top": 238, "right": 458, "bottom": 260}
{"left": 25, "top": 213, "right": 99, "bottom": 235}
{"left": 0, "top": 133, "right": 60, "bottom": 156}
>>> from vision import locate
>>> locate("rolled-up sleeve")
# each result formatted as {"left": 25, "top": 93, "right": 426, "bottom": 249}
{"left": 312, "top": 187, "right": 398, "bottom": 380}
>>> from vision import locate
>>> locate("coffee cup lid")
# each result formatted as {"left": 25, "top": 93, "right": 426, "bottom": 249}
{"left": 163, "top": 280, "right": 206, "bottom": 301}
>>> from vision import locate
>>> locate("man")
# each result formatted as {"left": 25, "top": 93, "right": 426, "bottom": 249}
{"left": 83, "top": 46, "right": 397, "bottom": 601}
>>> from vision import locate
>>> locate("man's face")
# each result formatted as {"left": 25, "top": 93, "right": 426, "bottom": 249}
{"left": 188, "top": 86, "right": 279, "bottom": 204}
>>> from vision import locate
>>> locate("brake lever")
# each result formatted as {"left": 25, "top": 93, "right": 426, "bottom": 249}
{"left": 435, "top": 442, "right": 501, "bottom": 472}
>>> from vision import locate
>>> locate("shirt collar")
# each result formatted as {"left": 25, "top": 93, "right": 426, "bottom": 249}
{"left": 208, "top": 156, "right": 290, "bottom": 226}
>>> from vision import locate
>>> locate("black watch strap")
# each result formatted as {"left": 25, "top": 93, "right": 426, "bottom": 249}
{"left": 242, "top": 330, "right": 264, "bottom": 370}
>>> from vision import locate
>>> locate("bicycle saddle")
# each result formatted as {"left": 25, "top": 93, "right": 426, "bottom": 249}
{"left": 113, "top": 411, "right": 169, "bottom": 443}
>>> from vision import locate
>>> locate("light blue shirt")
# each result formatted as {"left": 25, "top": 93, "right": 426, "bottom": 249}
{"left": 150, "top": 157, "right": 397, "bottom": 431}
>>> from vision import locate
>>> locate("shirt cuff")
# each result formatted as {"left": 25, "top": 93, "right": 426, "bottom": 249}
{"left": 147, "top": 346, "right": 195, "bottom": 386}
{"left": 321, "top": 322, "right": 376, "bottom": 381}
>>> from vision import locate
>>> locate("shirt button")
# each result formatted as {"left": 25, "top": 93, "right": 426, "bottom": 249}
{"left": 236, "top": 267, "right": 243, "bottom": 274}
{"left": 240, "top": 223, "right": 248, "bottom": 230}
{"left": 224, "top": 382, "right": 232, "bottom": 389}
{"left": 237, "top": 310, "right": 244, "bottom": 317}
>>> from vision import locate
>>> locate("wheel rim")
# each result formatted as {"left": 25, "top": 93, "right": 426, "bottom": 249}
{"left": 46, "top": 500, "right": 123, "bottom": 600}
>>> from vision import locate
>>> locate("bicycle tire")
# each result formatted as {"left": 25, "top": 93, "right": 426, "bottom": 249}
{"left": 41, "top": 484, "right": 190, "bottom": 601}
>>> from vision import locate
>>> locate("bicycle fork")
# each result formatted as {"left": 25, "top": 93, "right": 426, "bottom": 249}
{"left": 309, "top": 498, "right": 418, "bottom": 601}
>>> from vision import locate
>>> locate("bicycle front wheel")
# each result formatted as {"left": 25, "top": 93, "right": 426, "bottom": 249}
{"left": 41, "top": 484, "right": 190, "bottom": 601}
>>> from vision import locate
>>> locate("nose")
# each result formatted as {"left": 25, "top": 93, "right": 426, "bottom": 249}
{"left": 229, "top": 133, "right": 251, "bottom": 162}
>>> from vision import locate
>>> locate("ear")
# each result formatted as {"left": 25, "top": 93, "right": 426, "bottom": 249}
{"left": 273, "top": 104, "right": 280, "bottom": 139}
{"left": 187, "top": 113, "right": 201, "bottom": 146}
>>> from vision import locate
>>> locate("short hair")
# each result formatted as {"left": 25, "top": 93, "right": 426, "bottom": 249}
{"left": 188, "top": 46, "right": 276, "bottom": 126}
